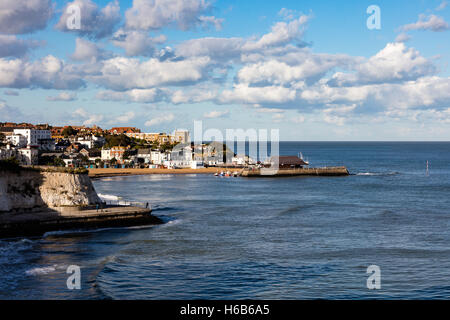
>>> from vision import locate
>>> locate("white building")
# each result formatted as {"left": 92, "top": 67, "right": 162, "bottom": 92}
{"left": 13, "top": 129, "right": 54, "bottom": 151}
{"left": 151, "top": 150, "right": 168, "bottom": 165}
{"left": 6, "top": 134, "right": 27, "bottom": 148}
{"left": 0, "top": 144, "right": 38, "bottom": 165}
{"left": 101, "top": 149, "right": 111, "bottom": 161}
{"left": 18, "top": 147, "right": 38, "bottom": 165}
{"left": 76, "top": 137, "right": 94, "bottom": 149}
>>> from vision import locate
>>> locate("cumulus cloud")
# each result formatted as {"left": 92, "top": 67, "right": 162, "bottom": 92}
{"left": 436, "top": 1, "right": 448, "bottom": 11}
{"left": 73, "top": 108, "right": 104, "bottom": 126}
{"left": 90, "top": 56, "right": 211, "bottom": 90}
{"left": 96, "top": 88, "right": 166, "bottom": 103}
{"left": 0, "top": 55, "right": 85, "bottom": 90}
{"left": 170, "top": 84, "right": 220, "bottom": 104}
{"left": 70, "top": 38, "right": 107, "bottom": 62}
{"left": 116, "top": 111, "right": 136, "bottom": 123}
{"left": 328, "top": 42, "right": 436, "bottom": 86}
{"left": 401, "top": 14, "right": 449, "bottom": 32}
{"left": 46, "top": 92, "right": 77, "bottom": 101}
{"left": 176, "top": 15, "right": 311, "bottom": 63}
{"left": 203, "top": 110, "right": 229, "bottom": 118}
{"left": 125, "top": 0, "right": 222, "bottom": 31}
{"left": 395, "top": 33, "right": 411, "bottom": 43}
{"left": 145, "top": 113, "right": 175, "bottom": 127}
{"left": 0, "top": 35, "right": 41, "bottom": 58}
{"left": 112, "top": 29, "right": 166, "bottom": 57}
{"left": 242, "top": 15, "right": 310, "bottom": 51}
{"left": 220, "top": 84, "right": 297, "bottom": 105}
{"left": 56, "top": 0, "right": 121, "bottom": 39}
{"left": 237, "top": 51, "right": 355, "bottom": 86}
{"left": 0, "top": 0, "right": 52, "bottom": 34}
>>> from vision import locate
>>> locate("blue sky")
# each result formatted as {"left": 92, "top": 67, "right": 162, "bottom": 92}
{"left": 1, "top": 0, "right": 450, "bottom": 140}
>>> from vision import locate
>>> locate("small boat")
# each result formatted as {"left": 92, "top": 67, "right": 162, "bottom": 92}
{"left": 214, "top": 172, "right": 219, "bottom": 176}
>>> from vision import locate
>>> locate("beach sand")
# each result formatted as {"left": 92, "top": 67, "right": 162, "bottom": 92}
{"left": 88, "top": 167, "right": 243, "bottom": 178}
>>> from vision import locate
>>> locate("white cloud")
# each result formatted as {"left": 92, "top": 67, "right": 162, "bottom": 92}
{"left": 112, "top": 29, "right": 166, "bottom": 57}
{"left": 70, "top": 38, "right": 105, "bottom": 62}
{"left": 56, "top": 0, "right": 121, "bottom": 39}
{"left": 203, "top": 110, "right": 229, "bottom": 118}
{"left": 328, "top": 42, "right": 436, "bottom": 86}
{"left": 176, "top": 15, "right": 310, "bottom": 63}
{"left": 170, "top": 84, "right": 220, "bottom": 104}
{"left": 145, "top": 113, "right": 175, "bottom": 127}
{"left": 0, "top": 55, "right": 84, "bottom": 89}
{"left": 401, "top": 14, "right": 449, "bottom": 32}
{"left": 198, "top": 16, "right": 224, "bottom": 30}
{"left": 91, "top": 56, "right": 211, "bottom": 90}
{"left": 436, "top": 1, "right": 448, "bottom": 11}
{"left": 116, "top": 111, "right": 136, "bottom": 123}
{"left": 125, "top": 0, "right": 221, "bottom": 31}
{"left": 0, "top": 35, "right": 41, "bottom": 58}
{"left": 0, "top": 0, "right": 52, "bottom": 34}
{"left": 237, "top": 51, "right": 355, "bottom": 86}
{"left": 73, "top": 108, "right": 104, "bottom": 126}
{"left": 242, "top": 15, "right": 310, "bottom": 51}
{"left": 47, "top": 92, "right": 77, "bottom": 101}
{"left": 96, "top": 88, "right": 166, "bottom": 103}
{"left": 395, "top": 33, "right": 412, "bottom": 43}
{"left": 220, "top": 84, "right": 297, "bottom": 105}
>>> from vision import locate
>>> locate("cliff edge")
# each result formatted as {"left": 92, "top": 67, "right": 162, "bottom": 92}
{"left": 0, "top": 168, "right": 101, "bottom": 213}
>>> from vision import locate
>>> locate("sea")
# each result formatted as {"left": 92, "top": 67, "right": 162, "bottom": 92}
{"left": 1, "top": 142, "right": 450, "bottom": 299}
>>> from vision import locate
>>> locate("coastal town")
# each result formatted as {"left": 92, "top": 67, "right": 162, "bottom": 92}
{"left": 0, "top": 122, "right": 249, "bottom": 170}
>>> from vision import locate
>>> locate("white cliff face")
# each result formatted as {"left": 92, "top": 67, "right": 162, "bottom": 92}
{"left": 0, "top": 171, "right": 101, "bottom": 212}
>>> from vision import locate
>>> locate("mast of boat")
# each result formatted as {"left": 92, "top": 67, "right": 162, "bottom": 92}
{"left": 426, "top": 160, "right": 429, "bottom": 176}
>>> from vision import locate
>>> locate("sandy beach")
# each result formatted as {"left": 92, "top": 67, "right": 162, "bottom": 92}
{"left": 88, "top": 167, "right": 243, "bottom": 178}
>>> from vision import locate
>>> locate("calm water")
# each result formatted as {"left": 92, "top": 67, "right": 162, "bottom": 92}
{"left": 1, "top": 142, "right": 450, "bottom": 299}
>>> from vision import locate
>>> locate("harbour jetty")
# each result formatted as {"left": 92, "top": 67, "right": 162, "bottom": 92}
{"left": 241, "top": 166, "right": 349, "bottom": 177}
{"left": 0, "top": 161, "right": 161, "bottom": 238}
{"left": 241, "top": 155, "right": 349, "bottom": 177}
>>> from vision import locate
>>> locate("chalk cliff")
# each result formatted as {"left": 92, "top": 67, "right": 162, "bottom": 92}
{"left": 0, "top": 170, "right": 101, "bottom": 212}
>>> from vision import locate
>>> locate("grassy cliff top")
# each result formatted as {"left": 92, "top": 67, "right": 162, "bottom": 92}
{"left": 0, "top": 159, "right": 88, "bottom": 174}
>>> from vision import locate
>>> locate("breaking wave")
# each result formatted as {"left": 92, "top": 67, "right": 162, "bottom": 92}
{"left": 355, "top": 171, "right": 400, "bottom": 176}
{"left": 98, "top": 193, "right": 120, "bottom": 201}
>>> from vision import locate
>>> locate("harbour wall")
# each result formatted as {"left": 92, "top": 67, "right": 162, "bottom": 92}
{"left": 241, "top": 166, "right": 350, "bottom": 177}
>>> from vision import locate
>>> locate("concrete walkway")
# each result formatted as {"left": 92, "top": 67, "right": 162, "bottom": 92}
{"left": 0, "top": 205, "right": 162, "bottom": 238}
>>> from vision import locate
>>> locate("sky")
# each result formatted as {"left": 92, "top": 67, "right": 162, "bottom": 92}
{"left": 0, "top": 0, "right": 450, "bottom": 141}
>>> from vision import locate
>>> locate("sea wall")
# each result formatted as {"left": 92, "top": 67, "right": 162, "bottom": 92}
{"left": 0, "top": 170, "right": 101, "bottom": 212}
{"left": 241, "top": 166, "right": 350, "bottom": 177}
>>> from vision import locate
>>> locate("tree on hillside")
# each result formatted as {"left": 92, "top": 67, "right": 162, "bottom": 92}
{"left": 104, "top": 134, "right": 132, "bottom": 148}
{"left": 62, "top": 126, "right": 78, "bottom": 137}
